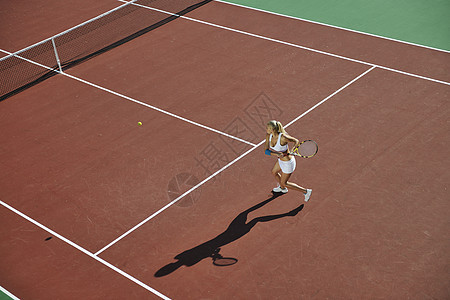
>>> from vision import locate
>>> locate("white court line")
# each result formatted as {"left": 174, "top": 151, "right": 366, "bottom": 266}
{"left": 215, "top": 0, "right": 450, "bottom": 54}
{"left": 95, "top": 65, "right": 376, "bottom": 255}
{"left": 62, "top": 73, "right": 257, "bottom": 147}
{"left": 119, "top": 0, "right": 450, "bottom": 86}
{"left": 95, "top": 140, "right": 264, "bottom": 255}
{"left": 0, "top": 49, "right": 256, "bottom": 148}
{"left": 0, "top": 286, "right": 20, "bottom": 300}
{"left": 286, "top": 66, "right": 376, "bottom": 127}
{"left": 0, "top": 199, "right": 171, "bottom": 300}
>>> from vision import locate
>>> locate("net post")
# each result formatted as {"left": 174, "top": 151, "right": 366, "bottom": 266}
{"left": 51, "top": 38, "right": 63, "bottom": 73}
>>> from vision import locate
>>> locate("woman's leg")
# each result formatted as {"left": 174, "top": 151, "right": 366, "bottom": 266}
{"left": 271, "top": 161, "right": 282, "bottom": 186}
{"left": 280, "top": 172, "right": 307, "bottom": 193}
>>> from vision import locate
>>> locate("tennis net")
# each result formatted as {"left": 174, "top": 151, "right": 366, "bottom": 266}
{"left": 0, "top": 0, "right": 212, "bottom": 101}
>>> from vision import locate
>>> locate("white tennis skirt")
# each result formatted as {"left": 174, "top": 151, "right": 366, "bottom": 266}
{"left": 278, "top": 157, "right": 296, "bottom": 174}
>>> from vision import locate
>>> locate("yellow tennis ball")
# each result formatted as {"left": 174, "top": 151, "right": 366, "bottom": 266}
{"left": 138, "top": 122, "right": 142, "bottom": 126}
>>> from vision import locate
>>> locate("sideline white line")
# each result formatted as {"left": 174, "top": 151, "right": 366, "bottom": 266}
{"left": 215, "top": 0, "right": 450, "bottom": 54}
{"left": 95, "top": 66, "right": 375, "bottom": 255}
{"left": 0, "top": 49, "right": 256, "bottom": 147}
{"left": 0, "top": 286, "right": 20, "bottom": 300}
{"left": 0, "top": 199, "right": 171, "bottom": 300}
{"left": 120, "top": 0, "right": 450, "bottom": 86}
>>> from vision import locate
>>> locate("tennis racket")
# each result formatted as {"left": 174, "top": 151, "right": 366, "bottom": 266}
{"left": 289, "top": 140, "right": 318, "bottom": 158}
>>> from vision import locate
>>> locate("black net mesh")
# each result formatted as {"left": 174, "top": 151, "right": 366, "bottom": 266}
{"left": 0, "top": 0, "right": 211, "bottom": 101}
{"left": 0, "top": 40, "right": 59, "bottom": 99}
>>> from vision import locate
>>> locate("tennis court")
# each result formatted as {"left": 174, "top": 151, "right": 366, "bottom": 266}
{"left": 1, "top": 1, "right": 449, "bottom": 299}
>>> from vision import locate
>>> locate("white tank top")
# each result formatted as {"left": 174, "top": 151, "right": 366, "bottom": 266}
{"left": 269, "top": 133, "right": 288, "bottom": 152}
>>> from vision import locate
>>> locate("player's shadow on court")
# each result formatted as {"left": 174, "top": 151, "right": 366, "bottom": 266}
{"left": 154, "top": 192, "right": 304, "bottom": 277}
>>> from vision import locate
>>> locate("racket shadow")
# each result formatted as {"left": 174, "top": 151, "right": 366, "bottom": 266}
{"left": 154, "top": 192, "right": 304, "bottom": 277}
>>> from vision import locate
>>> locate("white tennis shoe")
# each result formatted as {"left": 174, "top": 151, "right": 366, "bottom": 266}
{"left": 304, "top": 189, "right": 312, "bottom": 202}
{"left": 273, "top": 185, "right": 288, "bottom": 193}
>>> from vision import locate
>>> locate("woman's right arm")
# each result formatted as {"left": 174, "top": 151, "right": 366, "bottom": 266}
{"left": 265, "top": 134, "right": 270, "bottom": 150}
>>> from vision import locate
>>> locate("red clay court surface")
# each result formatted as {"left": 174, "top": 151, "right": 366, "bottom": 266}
{"left": 1, "top": 1, "right": 449, "bottom": 299}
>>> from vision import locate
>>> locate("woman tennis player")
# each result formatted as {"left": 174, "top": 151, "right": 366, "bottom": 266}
{"left": 265, "top": 120, "right": 312, "bottom": 202}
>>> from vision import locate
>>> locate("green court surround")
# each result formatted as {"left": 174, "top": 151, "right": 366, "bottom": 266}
{"left": 222, "top": 0, "right": 450, "bottom": 51}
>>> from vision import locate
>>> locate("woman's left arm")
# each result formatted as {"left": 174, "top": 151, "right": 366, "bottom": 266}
{"left": 282, "top": 133, "right": 300, "bottom": 151}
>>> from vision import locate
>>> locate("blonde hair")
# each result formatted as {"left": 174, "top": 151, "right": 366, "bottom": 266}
{"left": 267, "top": 120, "right": 286, "bottom": 134}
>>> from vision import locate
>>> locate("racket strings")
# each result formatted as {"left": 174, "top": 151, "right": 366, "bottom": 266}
{"left": 293, "top": 140, "right": 318, "bottom": 158}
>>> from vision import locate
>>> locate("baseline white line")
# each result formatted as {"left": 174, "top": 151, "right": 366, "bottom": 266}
{"left": 95, "top": 65, "right": 375, "bottom": 255}
{"left": 0, "top": 199, "right": 170, "bottom": 300}
{"left": 0, "top": 286, "right": 19, "bottom": 300}
{"left": 0, "top": 49, "right": 256, "bottom": 148}
{"left": 215, "top": 0, "right": 450, "bottom": 54}
{"left": 120, "top": 0, "right": 450, "bottom": 86}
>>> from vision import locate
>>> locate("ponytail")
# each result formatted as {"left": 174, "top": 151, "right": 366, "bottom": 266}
{"left": 276, "top": 121, "right": 286, "bottom": 134}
